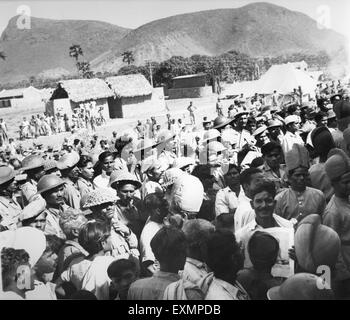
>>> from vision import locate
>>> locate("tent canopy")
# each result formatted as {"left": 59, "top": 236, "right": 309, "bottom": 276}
{"left": 255, "top": 64, "right": 317, "bottom": 95}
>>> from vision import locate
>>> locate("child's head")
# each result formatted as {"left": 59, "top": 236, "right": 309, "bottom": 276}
{"left": 248, "top": 231, "right": 279, "bottom": 272}
{"left": 78, "top": 220, "right": 111, "bottom": 255}
{"left": 107, "top": 256, "right": 140, "bottom": 300}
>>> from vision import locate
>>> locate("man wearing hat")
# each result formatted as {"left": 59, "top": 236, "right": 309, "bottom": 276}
{"left": 275, "top": 144, "right": 326, "bottom": 223}
{"left": 57, "top": 151, "right": 81, "bottom": 210}
{"left": 267, "top": 119, "right": 284, "bottom": 146}
{"left": 37, "top": 174, "right": 70, "bottom": 239}
{"left": 202, "top": 117, "right": 212, "bottom": 131}
{"left": 110, "top": 170, "right": 145, "bottom": 239}
{"left": 323, "top": 149, "right": 350, "bottom": 295}
{"left": 281, "top": 115, "right": 304, "bottom": 156}
{"left": 232, "top": 109, "right": 254, "bottom": 150}
{"left": 0, "top": 166, "right": 22, "bottom": 230}
{"left": 20, "top": 154, "right": 46, "bottom": 206}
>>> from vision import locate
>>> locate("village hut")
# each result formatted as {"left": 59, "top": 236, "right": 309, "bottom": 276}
{"left": 0, "top": 86, "right": 44, "bottom": 110}
{"left": 47, "top": 78, "right": 113, "bottom": 119}
{"left": 105, "top": 74, "right": 153, "bottom": 118}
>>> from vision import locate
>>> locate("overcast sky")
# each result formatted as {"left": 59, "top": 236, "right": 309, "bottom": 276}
{"left": 0, "top": 0, "right": 349, "bottom": 40}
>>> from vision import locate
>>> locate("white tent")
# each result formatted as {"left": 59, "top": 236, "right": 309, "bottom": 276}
{"left": 255, "top": 64, "right": 317, "bottom": 96}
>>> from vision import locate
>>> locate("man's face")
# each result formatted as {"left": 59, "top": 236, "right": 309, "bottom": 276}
{"left": 35, "top": 251, "right": 58, "bottom": 282}
{"left": 150, "top": 165, "right": 165, "bottom": 182}
{"left": 289, "top": 122, "right": 300, "bottom": 133}
{"left": 6, "top": 178, "right": 17, "bottom": 195}
{"left": 80, "top": 162, "right": 94, "bottom": 180}
{"left": 45, "top": 185, "right": 65, "bottom": 206}
{"left": 256, "top": 131, "right": 270, "bottom": 146}
{"left": 224, "top": 167, "right": 240, "bottom": 189}
{"left": 102, "top": 156, "right": 115, "bottom": 174}
{"left": 251, "top": 190, "right": 276, "bottom": 220}
{"left": 204, "top": 123, "right": 211, "bottom": 130}
{"left": 111, "top": 270, "right": 137, "bottom": 300}
{"left": 237, "top": 115, "right": 248, "bottom": 127}
{"left": 92, "top": 201, "right": 115, "bottom": 221}
{"left": 268, "top": 126, "right": 281, "bottom": 139}
{"left": 319, "top": 116, "right": 328, "bottom": 127}
{"left": 265, "top": 148, "right": 281, "bottom": 169}
{"left": 67, "top": 166, "right": 80, "bottom": 182}
{"left": 288, "top": 167, "right": 309, "bottom": 192}
{"left": 117, "top": 184, "right": 136, "bottom": 206}
{"left": 28, "top": 212, "right": 47, "bottom": 231}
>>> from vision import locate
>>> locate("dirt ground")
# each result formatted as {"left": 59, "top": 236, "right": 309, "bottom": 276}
{"left": 2, "top": 94, "right": 235, "bottom": 149}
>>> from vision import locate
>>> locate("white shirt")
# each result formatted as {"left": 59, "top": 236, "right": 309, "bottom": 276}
{"left": 281, "top": 131, "right": 304, "bottom": 156}
{"left": 140, "top": 220, "right": 163, "bottom": 263}
{"left": 235, "top": 214, "right": 293, "bottom": 268}
{"left": 234, "top": 191, "right": 255, "bottom": 232}
{"left": 215, "top": 187, "right": 239, "bottom": 217}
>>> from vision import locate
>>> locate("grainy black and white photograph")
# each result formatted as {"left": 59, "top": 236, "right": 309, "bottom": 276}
{"left": 0, "top": 0, "right": 349, "bottom": 304}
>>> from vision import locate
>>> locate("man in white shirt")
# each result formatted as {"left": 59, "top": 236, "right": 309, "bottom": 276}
{"left": 281, "top": 115, "right": 304, "bottom": 156}
{"left": 235, "top": 180, "right": 293, "bottom": 269}
{"left": 234, "top": 168, "right": 265, "bottom": 232}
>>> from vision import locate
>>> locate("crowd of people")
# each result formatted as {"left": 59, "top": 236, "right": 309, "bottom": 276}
{"left": 0, "top": 77, "right": 350, "bottom": 300}
{"left": 17, "top": 103, "right": 107, "bottom": 141}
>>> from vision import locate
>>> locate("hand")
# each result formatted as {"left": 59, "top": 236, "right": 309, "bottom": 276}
{"left": 113, "top": 222, "right": 131, "bottom": 236}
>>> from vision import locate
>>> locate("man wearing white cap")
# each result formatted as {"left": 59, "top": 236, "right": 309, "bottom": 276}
{"left": 275, "top": 144, "right": 326, "bottom": 224}
{"left": 281, "top": 115, "right": 304, "bottom": 156}
{"left": 323, "top": 149, "right": 350, "bottom": 296}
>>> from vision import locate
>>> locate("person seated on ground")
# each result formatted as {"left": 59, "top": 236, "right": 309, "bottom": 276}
{"left": 236, "top": 231, "right": 284, "bottom": 300}
{"left": 56, "top": 208, "right": 89, "bottom": 277}
{"left": 202, "top": 229, "right": 250, "bottom": 300}
{"left": 55, "top": 220, "right": 115, "bottom": 300}
{"left": 107, "top": 256, "right": 140, "bottom": 300}
{"left": 128, "top": 226, "right": 187, "bottom": 300}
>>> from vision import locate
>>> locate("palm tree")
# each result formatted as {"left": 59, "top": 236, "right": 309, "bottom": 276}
{"left": 69, "top": 44, "right": 83, "bottom": 62}
{"left": 121, "top": 51, "right": 135, "bottom": 65}
{"left": 0, "top": 51, "right": 6, "bottom": 60}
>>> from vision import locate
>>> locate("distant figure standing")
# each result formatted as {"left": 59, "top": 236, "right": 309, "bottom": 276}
{"left": 216, "top": 98, "right": 224, "bottom": 117}
{"left": 98, "top": 106, "right": 106, "bottom": 125}
{"left": 187, "top": 101, "right": 197, "bottom": 125}
{"left": 64, "top": 114, "right": 71, "bottom": 132}
{"left": 272, "top": 90, "right": 279, "bottom": 108}
{"left": 0, "top": 118, "right": 8, "bottom": 143}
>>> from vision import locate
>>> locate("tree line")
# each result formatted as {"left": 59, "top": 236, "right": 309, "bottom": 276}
{"left": 0, "top": 46, "right": 331, "bottom": 91}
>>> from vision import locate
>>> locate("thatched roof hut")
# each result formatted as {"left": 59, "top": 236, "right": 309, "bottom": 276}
{"left": 51, "top": 78, "right": 113, "bottom": 103}
{"left": 105, "top": 74, "right": 152, "bottom": 98}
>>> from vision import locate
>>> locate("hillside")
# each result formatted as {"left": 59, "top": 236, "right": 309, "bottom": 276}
{"left": 91, "top": 2, "right": 348, "bottom": 73}
{"left": 0, "top": 2, "right": 348, "bottom": 84}
{"left": 0, "top": 16, "right": 130, "bottom": 84}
